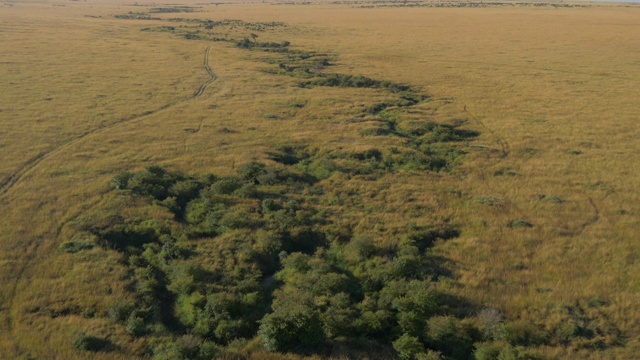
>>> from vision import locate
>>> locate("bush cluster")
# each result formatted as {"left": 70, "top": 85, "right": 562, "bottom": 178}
{"left": 76, "top": 163, "right": 487, "bottom": 358}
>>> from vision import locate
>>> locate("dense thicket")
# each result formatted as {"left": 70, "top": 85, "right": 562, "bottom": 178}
{"left": 67, "top": 161, "right": 484, "bottom": 359}
{"left": 67, "top": 155, "right": 621, "bottom": 359}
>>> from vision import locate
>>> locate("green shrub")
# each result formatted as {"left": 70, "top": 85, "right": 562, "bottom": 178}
{"left": 556, "top": 321, "right": 580, "bottom": 345}
{"left": 107, "top": 300, "right": 135, "bottom": 323}
{"left": 218, "top": 207, "right": 261, "bottom": 230}
{"left": 269, "top": 145, "right": 309, "bottom": 165}
{"left": 169, "top": 180, "right": 202, "bottom": 207}
{"left": 210, "top": 177, "right": 242, "bottom": 195}
{"left": 234, "top": 183, "right": 259, "bottom": 198}
{"left": 473, "top": 341, "right": 507, "bottom": 360}
{"left": 508, "top": 220, "right": 533, "bottom": 228}
{"left": 426, "top": 316, "right": 457, "bottom": 343}
{"left": 258, "top": 302, "right": 325, "bottom": 353}
{"left": 126, "top": 315, "right": 147, "bottom": 337}
{"left": 112, "top": 171, "right": 133, "bottom": 190}
{"left": 304, "top": 158, "right": 336, "bottom": 180}
{"left": 344, "top": 236, "right": 377, "bottom": 262}
{"left": 73, "top": 332, "right": 110, "bottom": 352}
{"left": 393, "top": 333, "right": 424, "bottom": 360}
{"left": 238, "top": 161, "right": 267, "bottom": 182}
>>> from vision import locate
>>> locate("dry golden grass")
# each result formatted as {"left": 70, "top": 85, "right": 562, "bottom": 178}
{"left": 1, "top": 0, "right": 640, "bottom": 358}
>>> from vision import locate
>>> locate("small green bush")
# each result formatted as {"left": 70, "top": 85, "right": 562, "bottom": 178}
{"left": 508, "top": 220, "right": 533, "bottom": 228}
{"left": 107, "top": 300, "right": 135, "bottom": 323}
{"left": 126, "top": 315, "right": 147, "bottom": 337}
{"left": 210, "top": 177, "right": 242, "bottom": 195}
{"left": 473, "top": 341, "right": 513, "bottom": 360}
{"left": 112, "top": 171, "right": 133, "bottom": 190}
{"left": 238, "top": 161, "right": 267, "bottom": 182}
{"left": 73, "top": 332, "right": 110, "bottom": 352}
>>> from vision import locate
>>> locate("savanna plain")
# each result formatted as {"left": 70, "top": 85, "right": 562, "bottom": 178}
{"left": 1, "top": 0, "right": 640, "bottom": 358}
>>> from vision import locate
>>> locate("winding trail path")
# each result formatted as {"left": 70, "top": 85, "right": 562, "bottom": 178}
{"left": 1, "top": 44, "right": 216, "bottom": 357}
{"left": 0, "top": 45, "right": 216, "bottom": 198}
{"left": 462, "top": 103, "right": 510, "bottom": 158}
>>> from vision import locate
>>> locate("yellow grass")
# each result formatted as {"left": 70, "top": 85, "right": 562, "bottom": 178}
{"left": 1, "top": 0, "right": 640, "bottom": 358}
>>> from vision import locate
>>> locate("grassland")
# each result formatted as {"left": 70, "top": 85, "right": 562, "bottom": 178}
{"left": 1, "top": 0, "right": 640, "bottom": 359}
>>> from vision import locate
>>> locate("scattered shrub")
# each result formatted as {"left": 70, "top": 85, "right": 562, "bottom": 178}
{"left": 126, "top": 315, "right": 147, "bottom": 337}
{"left": 73, "top": 333, "right": 110, "bottom": 352}
{"left": 112, "top": 171, "right": 133, "bottom": 190}
{"left": 508, "top": 220, "right": 533, "bottom": 228}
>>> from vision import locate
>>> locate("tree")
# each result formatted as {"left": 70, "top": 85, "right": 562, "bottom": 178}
{"left": 258, "top": 295, "right": 324, "bottom": 353}
{"left": 393, "top": 333, "right": 424, "bottom": 360}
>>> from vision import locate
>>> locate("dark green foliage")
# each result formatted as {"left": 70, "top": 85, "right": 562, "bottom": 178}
{"left": 73, "top": 333, "right": 111, "bottom": 352}
{"left": 198, "top": 19, "right": 286, "bottom": 31}
{"left": 112, "top": 171, "right": 133, "bottom": 190}
{"left": 425, "top": 316, "right": 478, "bottom": 358}
{"left": 108, "top": 300, "right": 135, "bottom": 323}
{"left": 302, "top": 158, "right": 336, "bottom": 180}
{"left": 473, "top": 341, "right": 518, "bottom": 360}
{"left": 126, "top": 315, "right": 147, "bottom": 337}
{"left": 96, "top": 221, "right": 161, "bottom": 251}
{"left": 236, "top": 38, "right": 291, "bottom": 50}
{"left": 153, "top": 336, "right": 221, "bottom": 360}
{"left": 258, "top": 298, "right": 325, "bottom": 353}
{"left": 393, "top": 333, "right": 424, "bottom": 360}
{"left": 540, "top": 195, "right": 564, "bottom": 204}
{"left": 169, "top": 180, "right": 203, "bottom": 209}
{"left": 403, "top": 226, "right": 460, "bottom": 252}
{"left": 72, "top": 23, "right": 608, "bottom": 358}
{"left": 508, "top": 220, "right": 533, "bottom": 228}
{"left": 303, "top": 73, "right": 411, "bottom": 93}
{"left": 238, "top": 161, "right": 267, "bottom": 183}
{"left": 149, "top": 6, "right": 196, "bottom": 13}
{"left": 116, "top": 165, "right": 186, "bottom": 202}
{"left": 210, "top": 177, "right": 243, "bottom": 195}
{"left": 269, "top": 145, "right": 310, "bottom": 165}
{"left": 234, "top": 183, "right": 259, "bottom": 199}
{"left": 247, "top": 39, "right": 477, "bottom": 176}
{"left": 115, "top": 12, "right": 161, "bottom": 20}
{"left": 269, "top": 120, "right": 475, "bottom": 177}
{"left": 95, "top": 165, "right": 478, "bottom": 357}
{"left": 379, "top": 280, "right": 439, "bottom": 336}
{"left": 184, "top": 32, "right": 200, "bottom": 40}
